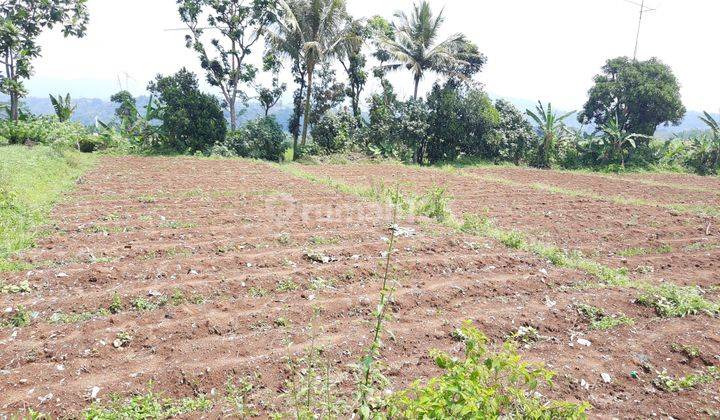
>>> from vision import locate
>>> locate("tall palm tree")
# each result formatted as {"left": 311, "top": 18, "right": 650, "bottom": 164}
{"left": 526, "top": 101, "right": 574, "bottom": 169}
{"left": 380, "top": 1, "right": 483, "bottom": 99}
{"left": 269, "top": 0, "right": 352, "bottom": 149}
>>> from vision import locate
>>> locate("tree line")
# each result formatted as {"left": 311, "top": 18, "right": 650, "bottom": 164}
{"left": 1, "top": 0, "right": 717, "bottom": 174}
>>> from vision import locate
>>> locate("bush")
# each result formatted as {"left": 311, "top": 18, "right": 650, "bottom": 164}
{"left": 0, "top": 118, "right": 93, "bottom": 150}
{"left": 311, "top": 110, "right": 356, "bottom": 154}
{"left": 216, "top": 116, "right": 287, "bottom": 161}
{"left": 386, "top": 321, "right": 589, "bottom": 418}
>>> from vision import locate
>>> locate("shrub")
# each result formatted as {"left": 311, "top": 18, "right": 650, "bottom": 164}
{"left": 218, "top": 116, "right": 287, "bottom": 161}
{"left": 0, "top": 118, "right": 93, "bottom": 150}
{"left": 386, "top": 321, "right": 589, "bottom": 418}
{"left": 311, "top": 110, "right": 356, "bottom": 154}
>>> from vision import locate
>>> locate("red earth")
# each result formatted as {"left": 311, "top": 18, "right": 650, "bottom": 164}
{"left": 1, "top": 157, "right": 718, "bottom": 418}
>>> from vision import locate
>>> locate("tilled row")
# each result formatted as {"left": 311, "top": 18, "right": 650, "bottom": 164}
{"left": 299, "top": 164, "right": 720, "bottom": 290}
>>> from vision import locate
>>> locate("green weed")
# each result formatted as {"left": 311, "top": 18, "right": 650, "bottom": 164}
{"left": 654, "top": 367, "right": 719, "bottom": 392}
{"left": 386, "top": 321, "right": 589, "bottom": 418}
{"left": 276, "top": 279, "right": 299, "bottom": 292}
{"left": 83, "top": 390, "right": 213, "bottom": 419}
{"left": 109, "top": 292, "right": 123, "bottom": 314}
{"left": 671, "top": 343, "right": 701, "bottom": 359}
{"left": 576, "top": 303, "right": 634, "bottom": 330}
{"left": 617, "top": 245, "right": 673, "bottom": 257}
{"left": 0, "top": 280, "right": 31, "bottom": 294}
{"left": 636, "top": 283, "right": 719, "bottom": 317}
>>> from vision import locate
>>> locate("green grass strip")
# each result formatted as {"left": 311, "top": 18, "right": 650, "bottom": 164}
{"left": 0, "top": 145, "right": 96, "bottom": 272}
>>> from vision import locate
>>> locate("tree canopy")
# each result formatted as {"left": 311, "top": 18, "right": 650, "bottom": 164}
{"left": 579, "top": 57, "right": 686, "bottom": 136}
{"left": 177, "top": 0, "right": 275, "bottom": 130}
{"left": 148, "top": 68, "right": 227, "bottom": 153}
{"left": 0, "top": 0, "right": 89, "bottom": 120}
{"left": 379, "top": 0, "right": 485, "bottom": 99}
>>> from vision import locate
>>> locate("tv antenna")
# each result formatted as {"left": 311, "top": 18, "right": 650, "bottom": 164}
{"left": 625, "top": 0, "right": 656, "bottom": 60}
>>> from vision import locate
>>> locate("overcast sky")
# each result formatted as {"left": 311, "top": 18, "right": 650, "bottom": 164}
{"left": 28, "top": 0, "right": 720, "bottom": 112}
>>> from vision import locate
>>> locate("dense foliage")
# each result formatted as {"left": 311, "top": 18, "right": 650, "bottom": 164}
{"left": 212, "top": 116, "right": 287, "bottom": 161}
{"left": 1, "top": 0, "right": 716, "bottom": 176}
{"left": 147, "top": 68, "right": 227, "bottom": 153}
{"left": 579, "top": 57, "right": 686, "bottom": 137}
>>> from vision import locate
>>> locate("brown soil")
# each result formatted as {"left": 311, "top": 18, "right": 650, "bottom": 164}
{"left": 474, "top": 166, "right": 720, "bottom": 208}
{"left": 626, "top": 172, "right": 720, "bottom": 192}
{"left": 1, "top": 157, "right": 718, "bottom": 418}
{"left": 302, "top": 164, "right": 720, "bottom": 292}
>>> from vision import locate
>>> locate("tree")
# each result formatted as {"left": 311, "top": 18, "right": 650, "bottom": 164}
{"left": 110, "top": 90, "right": 138, "bottom": 125}
{"left": 494, "top": 100, "right": 536, "bottom": 165}
{"left": 690, "top": 112, "right": 720, "bottom": 175}
{"left": 367, "top": 15, "right": 394, "bottom": 82}
{"left": 339, "top": 19, "right": 368, "bottom": 123}
{"left": 107, "top": 91, "right": 161, "bottom": 144}
{"left": 253, "top": 54, "right": 287, "bottom": 117}
{"left": 177, "top": 0, "right": 275, "bottom": 130}
{"left": 310, "top": 62, "right": 345, "bottom": 127}
{"left": 148, "top": 68, "right": 227, "bottom": 153}
{"left": 270, "top": 0, "right": 353, "bottom": 148}
{"left": 379, "top": 1, "right": 485, "bottom": 99}
{"left": 425, "top": 80, "right": 499, "bottom": 163}
{"left": 49, "top": 93, "right": 76, "bottom": 122}
{"left": 579, "top": 57, "right": 686, "bottom": 137}
{"left": 526, "top": 101, "right": 574, "bottom": 169}
{"left": 0, "top": 0, "right": 89, "bottom": 121}
{"left": 265, "top": 1, "right": 306, "bottom": 151}
{"left": 223, "top": 116, "right": 287, "bottom": 161}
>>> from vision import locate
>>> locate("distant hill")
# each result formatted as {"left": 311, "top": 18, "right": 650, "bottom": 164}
{"left": 6, "top": 95, "right": 717, "bottom": 138}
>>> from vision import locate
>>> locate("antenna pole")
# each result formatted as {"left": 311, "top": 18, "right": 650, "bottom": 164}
{"left": 629, "top": 0, "right": 655, "bottom": 60}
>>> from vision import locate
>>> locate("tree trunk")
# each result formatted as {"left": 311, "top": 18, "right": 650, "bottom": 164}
{"left": 10, "top": 91, "right": 19, "bottom": 122}
{"left": 301, "top": 63, "right": 315, "bottom": 147}
{"left": 413, "top": 76, "right": 420, "bottom": 100}
{"left": 228, "top": 98, "right": 237, "bottom": 131}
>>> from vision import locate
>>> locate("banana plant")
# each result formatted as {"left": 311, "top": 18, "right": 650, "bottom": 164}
{"left": 49, "top": 93, "right": 76, "bottom": 122}
{"left": 599, "top": 115, "right": 651, "bottom": 169}
{"left": 693, "top": 111, "right": 720, "bottom": 174}
{"left": 96, "top": 95, "right": 162, "bottom": 147}
{"left": 526, "top": 101, "right": 574, "bottom": 168}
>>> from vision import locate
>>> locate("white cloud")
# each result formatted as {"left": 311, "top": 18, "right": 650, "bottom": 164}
{"left": 27, "top": 0, "right": 720, "bottom": 112}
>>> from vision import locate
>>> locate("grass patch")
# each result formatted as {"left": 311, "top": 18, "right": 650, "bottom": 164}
{"left": 636, "top": 283, "right": 719, "bottom": 317}
{"left": 461, "top": 214, "right": 632, "bottom": 287}
{"left": 0, "top": 145, "right": 95, "bottom": 271}
{"left": 84, "top": 390, "right": 213, "bottom": 419}
{"left": 617, "top": 245, "right": 673, "bottom": 257}
{"left": 575, "top": 304, "right": 634, "bottom": 330}
{"left": 654, "top": 366, "right": 719, "bottom": 392}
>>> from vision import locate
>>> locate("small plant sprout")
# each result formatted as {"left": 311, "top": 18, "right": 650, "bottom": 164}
{"left": 109, "top": 292, "right": 123, "bottom": 314}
